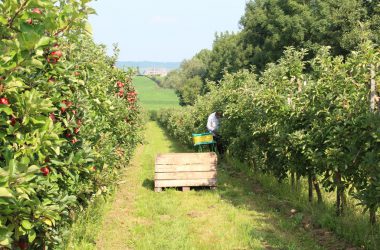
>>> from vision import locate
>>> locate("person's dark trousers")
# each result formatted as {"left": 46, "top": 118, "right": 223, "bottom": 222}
{"left": 213, "top": 134, "right": 225, "bottom": 156}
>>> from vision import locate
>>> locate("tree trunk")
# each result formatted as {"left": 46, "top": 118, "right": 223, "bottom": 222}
{"left": 296, "top": 172, "right": 301, "bottom": 191}
{"left": 312, "top": 175, "right": 323, "bottom": 204}
{"left": 336, "top": 187, "right": 341, "bottom": 216}
{"left": 334, "top": 172, "right": 343, "bottom": 216}
{"left": 308, "top": 174, "right": 313, "bottom": 202}
{"left": 291, "top": 170, "right": 295, "bottom": 190}
{"left": 370, "top": 64, "right": 377, "bottom": 112}
{"left": 341, "top": 187, "right": 346, "bottom": 215}
{"left": 369, "top": 65, "right": 377, "bottom": 224}
{"left": 297, "top": 78, "right": 302, "bottom": 93}
{"left": 370, "top": 207, "right": 377, "bottom": 225}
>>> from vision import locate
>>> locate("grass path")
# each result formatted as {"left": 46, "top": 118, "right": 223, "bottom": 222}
{"left": 95, "top": 121, "right": 325, "bottom": 250}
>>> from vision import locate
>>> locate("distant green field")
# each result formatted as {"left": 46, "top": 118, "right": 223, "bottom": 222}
{"left": 133, "top": 76, "right": 179, "bottom": 110}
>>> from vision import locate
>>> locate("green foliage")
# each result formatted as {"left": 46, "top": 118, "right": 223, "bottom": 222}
{"left": 0, "top": 0, "right": 142, "bottom": 248}
{"left": 157, "top": 43, "right": 380, "bottom": 248}
{"left": 161, "top": 49, "right": 211, "bottom": 106}
{"left": 239, "top": 0, "right": 377, "bottom": 71}
{"left": 207, "top": 32, "right": 246, "bottom": 82}
{"left": 176, "top": 76, "right": 203, "bottom": 106}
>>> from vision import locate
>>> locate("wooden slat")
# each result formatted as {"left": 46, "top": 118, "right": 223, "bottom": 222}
{"left": 155, "top": 171, "right": 216, "bottom": 180}
{"left": 155, "top": 152, "right": 217, "bottom": 165}
{"left": 154, "top": 178, "right": 217, "bottom": 188}
{"left": 155, "top": 163, "right": 216, "bottom": 173}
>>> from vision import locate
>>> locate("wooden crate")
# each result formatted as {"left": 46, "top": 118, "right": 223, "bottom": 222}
{"left": 154, "top": 152, "right": 217, "bottom": 192}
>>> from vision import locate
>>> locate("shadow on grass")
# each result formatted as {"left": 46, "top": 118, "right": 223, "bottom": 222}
{"left": 142, "top": 178, "right": 154, "bottom": 191}
{"left": 216, "top": 164, "right": 377, "bottom": 250}
{"left": 148, "top": 121, "right": 306, "bottom": 248}
{"left": 147, "top": 120, "right": 378, "bottom": 249}
{"left": 215, "top": 168, "right": 322, "bottom": 249}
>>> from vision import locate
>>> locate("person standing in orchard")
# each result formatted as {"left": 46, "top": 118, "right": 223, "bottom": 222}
{"left": 207, "top": 111, "right": 224, "bottom": 156}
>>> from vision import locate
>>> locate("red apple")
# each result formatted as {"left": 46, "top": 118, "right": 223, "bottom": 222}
{"left": 60, "top": 100, "right": 72, "bottom": 112}
{"left": 0, "top": 97, "right": 9, "bottom": 105}
{"left": 32, "top": 8, "right": 42, "bottom": 14}
{"left": 48, "top": 77, "right": 55, "bottom": 83}
{"left": 49, "top": 113, "right": 56, "bottom": 121}
{"left": 17, "top": 241, "right": 29, "bottom": 250}
{"left": 40, "top": 166, "right": 49, "bottom": 176}
{"left": 51, "top": 50, "right": 62, "bottom": 58}
{"left": 64, "top": 100, "right": 73, "bottom": 107}
{"left": 47, "top": 58, "right": 58, "bottom": 64}
{"left": 10, "top": 116, "right": 16, "bottom": 126}
{"left": 116, "top": 81, "right": 124, "bottom": 88}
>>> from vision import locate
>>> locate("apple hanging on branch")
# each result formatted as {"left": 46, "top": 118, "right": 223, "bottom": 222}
{"left": 0, "top": 97, "right": 10, "bottom": 105}
{"left": 40, "top": 166, "right": 50, "bottom": 176}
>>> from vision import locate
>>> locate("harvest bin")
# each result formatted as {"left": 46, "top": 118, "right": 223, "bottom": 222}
{"left": 154, "top": 152, "right": 217, "bottom": 192}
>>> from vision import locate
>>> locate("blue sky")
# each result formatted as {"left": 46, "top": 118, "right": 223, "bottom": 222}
{"left": 88, "top": 0, "right": 248, "bottom": 62}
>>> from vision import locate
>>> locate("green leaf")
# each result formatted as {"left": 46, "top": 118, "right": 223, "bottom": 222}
{"left": 30, "top": 116, "right": 47, "bottom": 125}
{"left": 0, "top": 106, "right": 12, "bottom": 115}
{"left": 28, "top": 229, "right": 36, "bottom": 243}
{"left": 20, "top": 157, "right": 30, "bottom": 166}
{"left": 0, "top": 188, "right": 13, "bottom": 198}
{"left": 0, "top": 239, "right": 10, "bottom": 248}
{"left": 31, "top": 58, "right": 44, "bottom": 69}
{"left": 21, "top": 220, "right": 32, "bottom": 230}
{"left": 8, "top": 160, "right": 16, "bottom": 177}
{"left": 35, "top": 0, "right": 51, "bottom": 7}
{"left": 86, "top": 7, "right": 97, "bottom": 15}
{"left": 27, "top": 165, "right": 39, "bottom": 173}
{"left": 5, "top": 79, "right": 26, "bottom": 91}
{"left": 35, "top": 36, "right": 51, "bottom": 49}
{"left": 84, "top": 22, "right": 93, "bottom": 35}
{"left": 52, "top": 147, "right": 60, "bottom": 155}
{"left": 0, "top": 16, "right": 7, "bottom": 25}
{"left": 43, "top": 218, "right": 52, "bottom": 227}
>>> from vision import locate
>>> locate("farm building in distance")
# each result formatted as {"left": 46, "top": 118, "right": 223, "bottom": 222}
{"left": 143, "top": 68, "right": 168, "bottom": 77}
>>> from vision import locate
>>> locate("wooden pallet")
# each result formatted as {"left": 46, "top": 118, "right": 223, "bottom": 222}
{"left": 154, "top": 152, "right": 217, "bottom": 192}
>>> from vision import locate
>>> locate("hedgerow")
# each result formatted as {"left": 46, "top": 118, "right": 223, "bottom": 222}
{"left": 157, "top": 43, "right": 380, "bottom": 248}
{"left": 0, "top": 1, "right": 141, "bottom": 249}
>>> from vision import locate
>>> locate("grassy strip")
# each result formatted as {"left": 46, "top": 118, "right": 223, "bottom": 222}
{"left": 95, "top": 121, "right": 326, "bottom": 249}
{"left": 61, "top": 194, "right": 114, "bottom": 250}
{"left": 133, "top": 76, "right": 180, "bottom": 111}
{"left": 61, "top": 153, "right": 138, "bottom": 249}
{"left": 226, "top": 158, "right": 380, "bottom": 250}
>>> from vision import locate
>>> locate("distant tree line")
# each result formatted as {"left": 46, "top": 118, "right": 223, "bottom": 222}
{"left": 161, "top": 0, "right": 380, "bottom": 105}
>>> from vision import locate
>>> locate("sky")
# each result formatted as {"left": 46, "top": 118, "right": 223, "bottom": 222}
{"left": 88, "top": 0, "right": 248, "bottom": 62}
